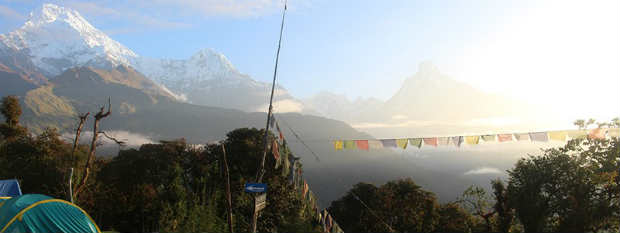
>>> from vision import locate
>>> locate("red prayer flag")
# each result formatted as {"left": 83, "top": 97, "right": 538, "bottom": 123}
{"left": 497, "top": 134, "right": 513, "bottom": 142}
{"left": 272, "top": 140, "right": 280, "bottom": 160}
{"left": 355, "top": 140, "right": 369, "bottom": 150}
{"left": 588, "top": 128, "right": 605, "bottom": 139}
{"left": 423, "top": 138, "right": 438, "bottom": 147}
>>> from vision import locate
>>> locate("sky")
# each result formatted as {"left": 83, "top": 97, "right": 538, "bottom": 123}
{"left": 1, "top": 0, "right": 619, "bottom": 121}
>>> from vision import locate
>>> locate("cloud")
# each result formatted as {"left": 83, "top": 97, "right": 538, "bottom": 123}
{"left": 463, "top": 167, "right": 503, "bottom": 175}
{"left": 0, "top": 5, "right": 25, "bottom": 21}
{"left": 258, "top": 99, "right": 303, "bottom": 113}
{"left": 64, "top": 1, "right": 190, "bottom": 33}
{"left": 142, "top": 0, "right": 285, "bottom": 18}
{"left": 63, "top": 130, "right": 156, "bottom": 148}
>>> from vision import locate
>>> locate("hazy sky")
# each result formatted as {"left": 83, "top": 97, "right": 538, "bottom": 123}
{"left": 1, "top": 0, "right": 619, "bottom": 120}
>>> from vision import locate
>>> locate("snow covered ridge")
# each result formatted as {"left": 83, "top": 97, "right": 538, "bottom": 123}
{"left": 0, "top": 4, "right": 137, "bottom": 76}
{"left": 0, "top": 3, "right": 305, "bottom": 111}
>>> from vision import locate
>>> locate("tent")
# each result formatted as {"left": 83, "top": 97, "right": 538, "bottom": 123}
{"left": 0, "top": 180, "right": 21, "bottom": 198}
{"left": 0, "top": 194, "right": 100, "bottom": 233}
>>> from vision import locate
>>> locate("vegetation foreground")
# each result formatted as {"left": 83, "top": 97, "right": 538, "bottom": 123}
{"left": 0, "top": 95, "right": 618, "bottom": 232}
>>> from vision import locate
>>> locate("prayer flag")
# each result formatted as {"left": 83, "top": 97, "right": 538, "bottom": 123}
{"left": 381, "top": 139, "right": 397, "bottom": 148}
{"left": 548, "top": 131, "right": 568, "bottom": 141}
{"left": 272, "top": 140, "right": 280, "bottom": 160}
{"left": 276, "top": 122, "right": 284, "bottom": 140}
{"left": 481, "top": 135, "right": 496, "bottom": 142}
{"left": 608, "top": 128, "right": 619, "bottom": 138}
{"left": 438, "top": 137, "right": 450, "bottom": 146}
{"left": 344, "top": 140, "right": 356, "bottom": 149}
{"left": 588, "top": 128, "right": 605, "bottom": 139}
{"left": 423, "top": 138, "right": 438, "bottom": 147}
{"left": 497, "top": 134, "right": 513, "bottom": 142}
{"left": 368, "top": 140, "right": 383, "bottom": 149}
{"left": 356, "top": 140, "right": 369, "bottom": 150}
{"left": 529, "top": 132, "right": 548, "bottom": 142}
{"left": 450, "top": 136, "right": 464, "bottom": 147}
{"left": 303, "top": 181, "right": 309, "bottom": 198}
{"left": 333, "top": 140, "right": 343, "bottom": 150}
{"left": 409, "top": 138, "right": 423, "bottom": 148}
{"left": 396, "top": 138, "right": 408, "bottom": 149}
{"left": 465, "top": 136, "right": 480, "bottom": 145}
{"left": 567, "top": 130, "right": 588, "bottom": 139}
{"left": 514, "top": 133, "right": 529, "bottom": 141}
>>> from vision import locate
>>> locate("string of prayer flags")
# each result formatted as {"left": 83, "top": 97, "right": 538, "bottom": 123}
{"left": 409, "top": 138, "right": 423, "bottom": 148}
{"left": 497, "top": 134, "right": 513, "bottom": 142}
{"left": 276, "top": 122, "right": 284, "bottom": 141}
{"left": 368, "top": 140, "right": 383, "bottom": 149}
{"left": 529, "top": 132, "right": 549, "bottom": 142}
{"left": 451, "top": 136, "right": 464, "bottom": 147}
{"left": 548, "top": 131, "right": 568, "bottom": 141}
{"left": 465, "top": 136, "right": 480, "bottom": 145}
{"left": 344, "top": 140, "right": 356, "bottom": 149}
{"left": 356, "top": 140, "right": 369, "bottom": 150}
{"left": 481, "top": 135, "right": 496, "bottom": 142}
{"left": 423, "top": 138, "right": 438, "bottom": 147}
{"left": 396, "top": 138, "right": 408, "bottom": 149}
{"left": 333, "top": 128, "right": 618, "bottom": 151}
{"left": 381, "top": 139, "right": 397, "bottom": 148}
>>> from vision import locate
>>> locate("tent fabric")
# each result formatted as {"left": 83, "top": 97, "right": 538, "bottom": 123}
{"left": 0, "top": 180, "right": 21, "bottom": 198}
{"left": 0, "top": 194, "right": 100, "bottom": 233}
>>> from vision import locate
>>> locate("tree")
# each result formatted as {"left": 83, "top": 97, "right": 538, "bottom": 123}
{"left": 507, "top": 119, "right": 619, "bottom": 232}
{"left": 491, "top": 179, "right": 514, "bottom": 233}
{"left": 458, "top": 185, "right": 495, "bottom": 232}
{"left": 74, "top": 98, "right": 111, "bottom": 201}
{"left": 328, "top": 178, "right": 440, "bottom": 233}
{"left": 436, "top": 202, "right": 475, "bottom": 233}
{"left": 0, "top": 96, "right": 27, "bottom": 140}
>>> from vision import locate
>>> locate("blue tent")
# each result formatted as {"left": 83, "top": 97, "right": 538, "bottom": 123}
{"left": 0, "top": 180, "right": 21, "bottom": 198}
{"left": 0, "top": 194, "right": 100, "bottom": 233}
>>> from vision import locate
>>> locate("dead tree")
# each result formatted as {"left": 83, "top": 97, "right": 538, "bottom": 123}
{"left": 71, "top": 113, "right": 90, "bottom": 158}
{"left": 68, "top": 112, "right": 89, "bottom": 202}
{"left": 73, "top": 98, "right": 111, "bottom": 201}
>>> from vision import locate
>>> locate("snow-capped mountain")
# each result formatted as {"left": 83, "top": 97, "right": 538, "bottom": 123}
{"left": 0, "top": 4, "right": 137, "bottom": 76}
{"left": 0, "top": 3, "right": 306, "bottom": 112}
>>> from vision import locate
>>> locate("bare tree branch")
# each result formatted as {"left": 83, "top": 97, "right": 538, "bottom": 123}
{"left": 74, "top": 97, "right": 111, "bottom": 201}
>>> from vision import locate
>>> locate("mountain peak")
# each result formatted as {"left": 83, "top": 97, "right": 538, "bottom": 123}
{"left": 0, "top": 4, "right": 137, "bottom": 75}
{"left": 417, "top": 61, "right": 439, "bottom": 76}
{"left": 28, "top": 4, "right": 83, "bottom": 25}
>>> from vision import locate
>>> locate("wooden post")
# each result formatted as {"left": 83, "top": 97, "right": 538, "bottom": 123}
{"left": 222, "top": 144, "right": 234, "bottom": 233}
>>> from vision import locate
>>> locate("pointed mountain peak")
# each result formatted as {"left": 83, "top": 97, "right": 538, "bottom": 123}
{"left": 189, "top": 48, "right": 237, "bottom": 73}
{"left": 0, "top": 3, "right": 137, "bottom": 75}
{"left": 417, "top": 61, "right": 440, "bottom": 76}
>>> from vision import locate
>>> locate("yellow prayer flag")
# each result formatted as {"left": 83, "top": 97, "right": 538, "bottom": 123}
{"left": 333, "top": 140, "right": 343, "bottom": 151}
{"left": 465, "top": 136, "right": 480, "bottom": 145}
{"left": 566, "top": 130, "right": 588, "bottom": 139}
{"left": 396, "top": 138, "right": 408, "bottom": 149}
{"left": 608, "top": 128, "right": 619, "bottom": 138}
{"left": 548, "top": 131, "right": 568, "bottom": 141}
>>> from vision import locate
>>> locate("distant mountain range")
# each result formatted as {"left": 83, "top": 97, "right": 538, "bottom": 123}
{"left": 0, "top": 3, "right": 553, "bottom": 207}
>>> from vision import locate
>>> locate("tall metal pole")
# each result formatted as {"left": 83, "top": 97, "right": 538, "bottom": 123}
{"left": 252, "top": 1, "right": 287, "bottom": 232}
